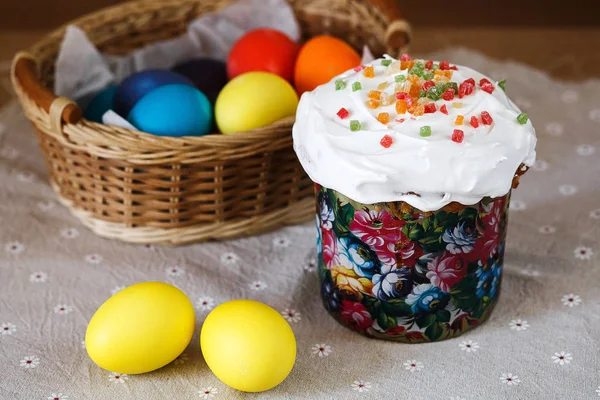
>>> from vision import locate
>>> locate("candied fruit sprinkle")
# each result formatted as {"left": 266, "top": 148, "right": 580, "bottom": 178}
{"left": 378, "top": 81, "right": 389, "bottom": 90}
{"left": 363, "top": 66, "right": 375, "bottom": 78}
{"left": 470, "top": 116, "right": 480, "bottom": 128}
{"left": 380, "top": 93, "right": 395, "bottom": 106}
{"left": 368, "top": 90, "right": 382, "bottom": 100}
{"left": 424, "top": 103, "right": 437, "bottom": 114}
{"left": 422, "top": 80, "right": 436, "bottom": 91}
{"left": 413, "top": 104, "right": 425, "bottom": 117}
{"left": 440, "top": 104, "right": 448, "bottom": 115}
{"left": 517, "top": 113, "right": 529, "bottom": 124}
{"left": 479, "top": 78, "right": 495, "bottom": 94}
{"left": 352, "top": 81, "right": 362, "bottom": 91}
{"left": 481, "top": 111, "right": 493, "bottom": 125}
{"left": 441, "top": 88, "right": 455, "bottom": 101}
{"left": 377, "top": 112, "right": 390, "bottom": 124}
{"left": 420, "top": 125, "right": 432, "bottom": 137}
{"left": 499, "top": 79, "right": 507, "bottom": 92}
{"left": 439, "top": 60, "right": 450, "bottom": 70}
{"left": 350, "top": 120, "right": 361, "bottom": 131}
{"left": 335, "top": 79, "right": 346, "bottom": 90}
{"left": 409, "top": 84, "right": 421, "bottom": 98}
{"left": 395, "top": 81, "right": 412, "bottom": 94}
{"left": 366, "top": 99, "right": 380, "bottom": 109}
{"left": 353, "top": 65, "right": 365, "bottom": 72}
{"left": 380, "top": 134, "right": 393, "bottom": 148}
{"left": 395, "top": 75, "right": 406, "bottom": 83}
{"left": 452, "top": 102, "right": 463, "bottom": 109}
{"left": 337, "top": 107, "right": 349, "bottom": 119}
{"left": 452, "top": 129, "right": 464, "bottom": 143}
{"left": 425, "top": 60, "right": 434, "bottom": 69}
{"left": 455, "top": 115, "right": 464, "bottom": 125}
{"left": 395, "top": 99, "right": 408, "bottom": 114}
{"left": 381, "top": 59, "right": 392, "bottom": 67}
{"left": 385, "top": 61, "right": 401, "bottom": 75}
{"left": 400, "top": 54, "right": 413, "bottom": 62}
{"left": 395, "top": 118, "right": 405, "bottom": 123}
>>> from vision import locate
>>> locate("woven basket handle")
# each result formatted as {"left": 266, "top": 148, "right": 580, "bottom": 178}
{"left": 11, "top": 52, "right": 82, "bottom": 128}
{"left": 369, "top": 0, "right": 412, "bottom": 52}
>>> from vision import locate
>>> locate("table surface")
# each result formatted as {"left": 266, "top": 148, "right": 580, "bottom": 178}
{"left": 1, "top": 31, "right": 600, "bottom": 400}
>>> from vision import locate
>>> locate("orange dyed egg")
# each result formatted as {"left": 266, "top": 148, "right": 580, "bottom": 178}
{"left": 294, "top": 35, "right": 361, "bottom": 95}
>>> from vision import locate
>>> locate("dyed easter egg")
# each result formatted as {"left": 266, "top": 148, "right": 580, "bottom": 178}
{"left": 85, "top": 282, "right": 195, "bottom": 374}
{"left": 127, "top": 84, "right": 213, "bottom": 137}
{"left": 83, "top": 85, "right": 117, "bottom": 123}
{"left": 172, "top": 58, "right": 228, "bottom": 105}
{"left": 227, "top": 28, "right": 299, "bottom": 82}
{"left": 294, "top": 35, "right": 361, "bottom": 94}
{"left": 114, "top": 70, "right": 193, "bottom": 117}
{"left": 200, "top": 300, "right": 296, "bottom": 392}
{"left": 215, "top": 72, "right": 298, "bottom": 134}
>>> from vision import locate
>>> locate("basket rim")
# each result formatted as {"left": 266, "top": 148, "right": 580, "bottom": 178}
{"left": 14, "top": 0, "right": 400, "bottom": 149}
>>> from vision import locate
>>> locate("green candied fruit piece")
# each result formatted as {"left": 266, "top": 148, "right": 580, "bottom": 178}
{"left": 446, "top": 82, "right": 459, "bottom": 94}
{"left": 395, "top": 75, "right": 406, "bottom": 83}
{"left": 352, "top": 81, "right": 362, "bottom": 91}
{"left": 516, "top": 113, "right": 529, "bottom": 125}
{"left": 419, "top": 90, "right": 427, "bottom": 98}
{"left": 426, "top": 84, "right": 445, "bottom": 101}
{"left": 350, "top": 120, "right": 361, "bottom": 132}
{"left": 419, "top": 125, "right": 432, "bottom": 137}
{"left": 499, "top": 79, "right": 507, "bottom": 92}
{"left": 335, "top": 79, "right": 347, "bottom": 90}
{"left": 409, "top": 61, "right": 425, "bottom": 77}
{"left": 422, "top": 71, "right": 434, "bottom": 80}
{"left": 432, "top": 63, "right": 440, "bottom": 70}
{"left": 381, "top": 59, "right": 392, "bottom": 67}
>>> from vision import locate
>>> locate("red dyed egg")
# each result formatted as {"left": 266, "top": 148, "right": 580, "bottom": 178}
{"left": 227, "top": 28, "right": 299, "bottom": 82}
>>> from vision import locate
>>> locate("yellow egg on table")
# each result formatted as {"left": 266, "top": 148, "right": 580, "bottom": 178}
{"left": 85, "top": 282, "right": 195, "bottom": 374}
{"left": 215, "top": 71, "right": 299, "bottom": 134}
{"left": 200, "top": 300, "right": 296, "bottom": 392}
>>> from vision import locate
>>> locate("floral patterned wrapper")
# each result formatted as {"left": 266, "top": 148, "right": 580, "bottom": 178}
{"left": 316, "top": 184, "right": 510, "bottom": 343}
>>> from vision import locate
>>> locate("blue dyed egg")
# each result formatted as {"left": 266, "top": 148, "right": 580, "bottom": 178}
{"left": 83, "top": 85, "right": 117, "bottom": 123}
{"left": 114, "top": 70, "right": 193, "bottom": 117}
{"left": 172, "top": 58, "right": 228, "bottom": 106}
{"left": 127, "top": 84, "right": 213, "bottom": 137}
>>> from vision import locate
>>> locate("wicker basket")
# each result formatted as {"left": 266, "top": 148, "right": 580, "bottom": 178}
{"left": 10, "top": 0, "right": 411, "bottom": 245}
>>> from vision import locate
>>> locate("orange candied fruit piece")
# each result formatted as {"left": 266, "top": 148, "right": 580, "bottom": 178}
{"left": 407, "top": 74, "right": 420, "bottom": 84}
{"left": 395, "top": 99, "right": 407, "bottom": 114}
{"left": 363, "top": 66, "right": 375, "bottom": 78}
{"left": 455, "top": 115, "right": 464, "bottom": 125}
{"left": 377, "top": 112, "right": 390, "bottom": 124}
{"left": 368, "top": 90, "right": 382, "bottom": 100}
{"left": 412, "top": 104, "right": 425, "bottom": 117}
{"left": 409, "top": 84, "right": 421, "bottom": 98}
{"left": 366, "top": 99, "right": 380, "bottom": 109}
{"left": 443, "top": 70, "right": 453, "bottom": 78}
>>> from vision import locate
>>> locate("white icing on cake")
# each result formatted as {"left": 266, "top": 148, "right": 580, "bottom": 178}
{"left": 293, "top": 56, "right": 537, "bottom": 211}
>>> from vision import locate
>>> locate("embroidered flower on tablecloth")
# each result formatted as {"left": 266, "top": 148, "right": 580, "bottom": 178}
{"left": 108, "top": 372, "right": 128, "bottom": 384}
{"left": 351, "top": 380, "right": 372, "bottom": 393}
{"left": 574, "top": 246, "right": 593, "bottom": 260}
{"left": 538, "top": 225, "right": 556, "bottom": 234}
{"left": 84, "top": 254, "right": 103, "bottom": 264}
{"left": 319, "top": 198, "right": 334, "bottom": 230}
{"left": 250, "top": 281, "right": 267, "bottom": 291}
{"left": 5, "top": 241, "right": 24, "bottom": 255}
{"left": 532, "top": 160, "right": 548, "bottom": 171}
{"left": 509, "top": 319, "right": 530, "bottom": 331}
{"left": 47, "top": 393, "right": 68, "bottom": 400}
{"left": 499, "top": 373, "right": 520, "bottom": 386}
{"left": 198, "top": 386, "right": 218, "bottom": 399}
{"left": 196, "top": 297, "right": 215, "bottom": 311}
{"left": 576, "top": 144, "right": 595, "bottom": 156}
{"left": 590, "top": 209, "right": 600, "bottom": 220}
{"left": 174, "top": 352, "right": 188, "bottom": 364}
{"left": 16, "top": 171, "right": 34, "bottom": 182}
{"left": 280, "top": 309, "right": 301, "bottom": 323}
{"left": 403, "top": 360, "right": 424, "bottom": 372}
{"left": 552, "top": 351, "right": 572, "bottom": 365}
{"left": 273, "top": 236, "right": 291, "bottom": 248}
{"left": 589, "top": 108, "right": 600, "bottom": 122}
{"left": 0, "top": 146, "right": 19, "bottom": 160}
{"left": 60, "top": 228, "right": 79, "bottom": 239}
{"left": 30, "top": 272, "right": 48, "bottom": 283}
{"left": 111, "top": 286, "right": 125, "bottom": 295}
{"left": 559, "top": 184, "right": 578, "bottom": 196}
{"left": 304, "top": 258, "right": 317, "bottom": 273}
{"left": 545, "top": 122, "right": 564, "bottom": 136}
{"left": 311, "top": 344, "right": 332, "bottom": 357}
{"left": 37, "top": 201, "right": 55, "bottom": 212}
{"left": 561, "top": 294, "right": 582, "bottom": 307}
{"left": 220, "top": 252, "right": 239, "bottom": 265}
{"left": 561, "top": 90, "right": 578, "bottom": 103}
{"left": 166, "top": 265, "right": 185, "bottom": 277}
{"left": 54, "top": 305, "right": 74, "bottom": 315}
{"left": 458, "top": 340, "right": 480, "bottom": 353}
{"left": 509, "top": 201, "right": 526, "bottom": 211}
{"left": 20, "top": 356, "right": 40, "bottom": 368}
{"left": 1, "top": 322, "right": 16, "bottom": 335}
